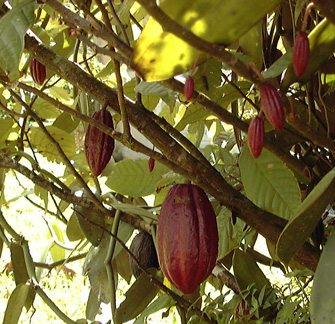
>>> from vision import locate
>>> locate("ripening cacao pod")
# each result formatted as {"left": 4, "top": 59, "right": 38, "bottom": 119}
{"left": 148, "top": 158, "right": 155, "bottom": 172}
{"left": 293, "top": 32, "right": 310, "bottom": 77}
{"left": 129, "top": 231, "right": 159, "bottom": 278}
{"left": 30, "top": 58, "right": 46, "bottom": 86}
{"left": 184, "top": 77, "right": 195, "bottom": 100}
{"left": 260, "top": 83, "right": 285, "bottom": 130}
{"left": 85, "top": 109, "right": 115, "bottom": 176}
{"left": 157, "top": 183, "right": 218, "bottom": 294}
{"left": 248, "top": 117, "right": 265, "bottom": 158}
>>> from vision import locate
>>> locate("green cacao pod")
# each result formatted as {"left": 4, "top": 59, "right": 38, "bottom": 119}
{"left": 129, "top": 231, "right": 159, "bottom": 278}
{"left": 157, "top": 183, "right": 219, "bottom": 294}
{"left": 85, "top": 109, "right": 115, "bottom": 176}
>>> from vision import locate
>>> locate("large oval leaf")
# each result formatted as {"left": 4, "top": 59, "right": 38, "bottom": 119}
{"left": 132, "top": 0, "right": 282, "bottom": 81}
{"left": 3, "top": 284, "right": 30, "bottom": 324}
{"left": 239, "top": 146, "right": 301, "bottom": 220}
{"left": 75, "top": 206, "right": 105, "bottom": 246}
{"left": 310, "top": 228, "right": 335, "bottom": 324}
{"left": 0, "top": 0, "right": 36, "bottom": 81}
{"left": 114, "top": 268, "right": 163, "bottom": 324}
{"left": 29, "top": 126, "right": 76, "bottom": 163}
{"left": 0, "top": 118, "right": 14, "bottom": 149}
{"left": 276, "top": 168, "right": 335, "bottom": 264}
{"left": 233, "top": 249, "right": 271, "bottom": 296}
{"left": 105, "top": 159, "right": 168, "bottom": 197}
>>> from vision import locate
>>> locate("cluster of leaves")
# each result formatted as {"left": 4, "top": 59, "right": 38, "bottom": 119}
{"left": 1, "top": 0, "right": 335, "bottom": 323}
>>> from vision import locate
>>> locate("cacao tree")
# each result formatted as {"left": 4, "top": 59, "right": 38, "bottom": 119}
{"left": 1, "top": 0, "right": 335, "bottom": 323}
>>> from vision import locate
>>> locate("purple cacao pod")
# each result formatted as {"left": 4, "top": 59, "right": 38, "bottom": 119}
{"left": 248, "top": 117, "right": 265, "bottom": 158}
{"left": 157, "top": 183, "right": 218, "bottom": 294}
{"left": 293, "top": 32, "right": 310, "bottom": 77}
{"left": 85, "top": 109, "right": 115, "bottom": 176}
{"left": 260, "top": 83, "right": 285, "bottom": 130}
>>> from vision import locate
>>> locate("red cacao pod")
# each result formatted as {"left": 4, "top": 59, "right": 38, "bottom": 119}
{"left": 184, "top": 77, "right": 195, "bottom": 100}
{"left": 148, "top": 157, "right": 155, "bottom": 172}
{"left": 248, "top": 117, "right": 265, "bottom": 158}
{"left": 85, "top": 109, "right": 115, "bottom": 176}
{"left": 157, "top": 183, "right": 218, "bottom": 294}
{"left": 260, "top": 83, "right": 285, "bottom": 130}
{"left": 293, "top": 32, "right": 310, "bottom": 77}
{"left": 30, "top": 58, "right": 46, "bottom": 86}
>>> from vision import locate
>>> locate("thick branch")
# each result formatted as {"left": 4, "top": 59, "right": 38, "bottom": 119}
{"left": 22, "top": 34, "right": 320, "bottom": 271}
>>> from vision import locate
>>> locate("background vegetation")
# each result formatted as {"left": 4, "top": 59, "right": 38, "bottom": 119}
{"left": 1, "top": 0, "right": 335, "bottom": 323}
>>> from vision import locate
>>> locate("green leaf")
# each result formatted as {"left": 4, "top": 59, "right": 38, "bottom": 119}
{"left": 52, "top": 112, "right": 80, "bottom": 133}
{"left": 233, "top": 249, "right": 271, "bottom": 297}
{"left": 262, "top": 51, "right": 292, "bottom": 79}
{"left": 9, "top": 241, "right": 36, "bottom": 310}
{"left": 31, "top": 97, "right": 61, "bottom": 120}
{"left": 276, "top": 168, "right": 335, "bottom": 264}
{"left": 86, "top": 289, "right": 101, "bottom": 321}
{"left": 0, "top": 118, "right": 14, "bottom": 149}
{"left": 0, "top": 225, "right": 3, "bottom": 258}
{"left": 134, "top": 81, "right": 178, "bottom": 107}
{"left": 175, "top": 104, "right": 210, "bottom": 131}
{"left": 132, "top": 0, "right": 282, "bottom": 81}
{"left": 3, "top": 284, "right": 30, "bottom": 324}
{"left": 310, "top": 228, "right": 335, "bottom": 324}
{"left": 239, "top": 146, "right": 301, "bottom": 220}
{"left": 114, "top": 268, "right": 163, "bottom": 324}
{"left": 239, "top": 21, "right": 264, "bottom": 69}
{"left": 141, "top": 94, "right": 160, "bottom": 111}
{"left": 84, "top": 222, "right": 134, "bottom": 273}
{"left": 105, "top": 159, "right": 169, "bottom": 197}
{"left": 217, "top": 207, "right": 246, "bottom": 259}
{"left": 133, "top": 294, "right": 176, "bottom": 324}
{"left": 110, "top": 202, "right": 157, "bottom": 223}
{"left": 0, "top": 0, "right": 36, "bottom": 81}
{"left": 75, "top": 206, "right": 105, "bottom": 246}
{"left": 218, "top": 81, "right": 252, "bottom": 108}
{"left": 29, "top": 126, "right": 76, "bottom": 163}
{"left": 10, "top": 242, "right": 29, "bottom": 286}
{"left": 113, "top": 247, "right": 132, "bottom": 284}
{"left": 282, "top": 18, "right": 335, "bottom": 88}
{"left": 49, "top": 221, "right": 66, "bottom": 261}
{"left": 66, "top": 212, "right": 85, "bottom": 242}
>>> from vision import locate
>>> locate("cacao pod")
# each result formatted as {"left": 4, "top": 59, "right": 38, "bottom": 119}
{"left": 248, "top": 117, "right": 265, "bottom": 158}
{"left": 260, "top": 83, "right": 285, "bottom": 130}
{"left": 85, "top": 109, "right": 115, "bottom": 176}
{"left": 129, "top": 231, "right": 159, "bottom": 278}
{"left": 148, "top": 158, "right": 155, "bottom": 172}
{"left": 184, "top": 77, "right": 195, "bottom": 100}
{"left": 157, "top": 183, "right": 218, "bottom": 294}
{"left": 293, "top": 32, "right": 310, "bottom": 77}
{"left": 30, "top": 58, "right": 46, "bottom": 86}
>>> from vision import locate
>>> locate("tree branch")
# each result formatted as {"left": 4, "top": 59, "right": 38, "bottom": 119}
{"left": 22, "top": 34, "right": 320, "bottom": 271}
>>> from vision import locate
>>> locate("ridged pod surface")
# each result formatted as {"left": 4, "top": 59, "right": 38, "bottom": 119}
{"left": 184, "top": 77, "right": 195, "bottom": 100}
{"left": 85, "top": 109, "right": 115, "bottom": 176}
{"left": 248, "top": 117, "right": 265, "bottom": 158}
{"left": 157, "top": 183, "right": 218, "bottom": 294}
{"left": 293, "top": 32, "right": 310, "bottom": 77}
{"left": 260, "top": 83, "right": 285, "bottom": 130}
{"left": 30, "top": 58, "right": 46, "bottom": 86}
